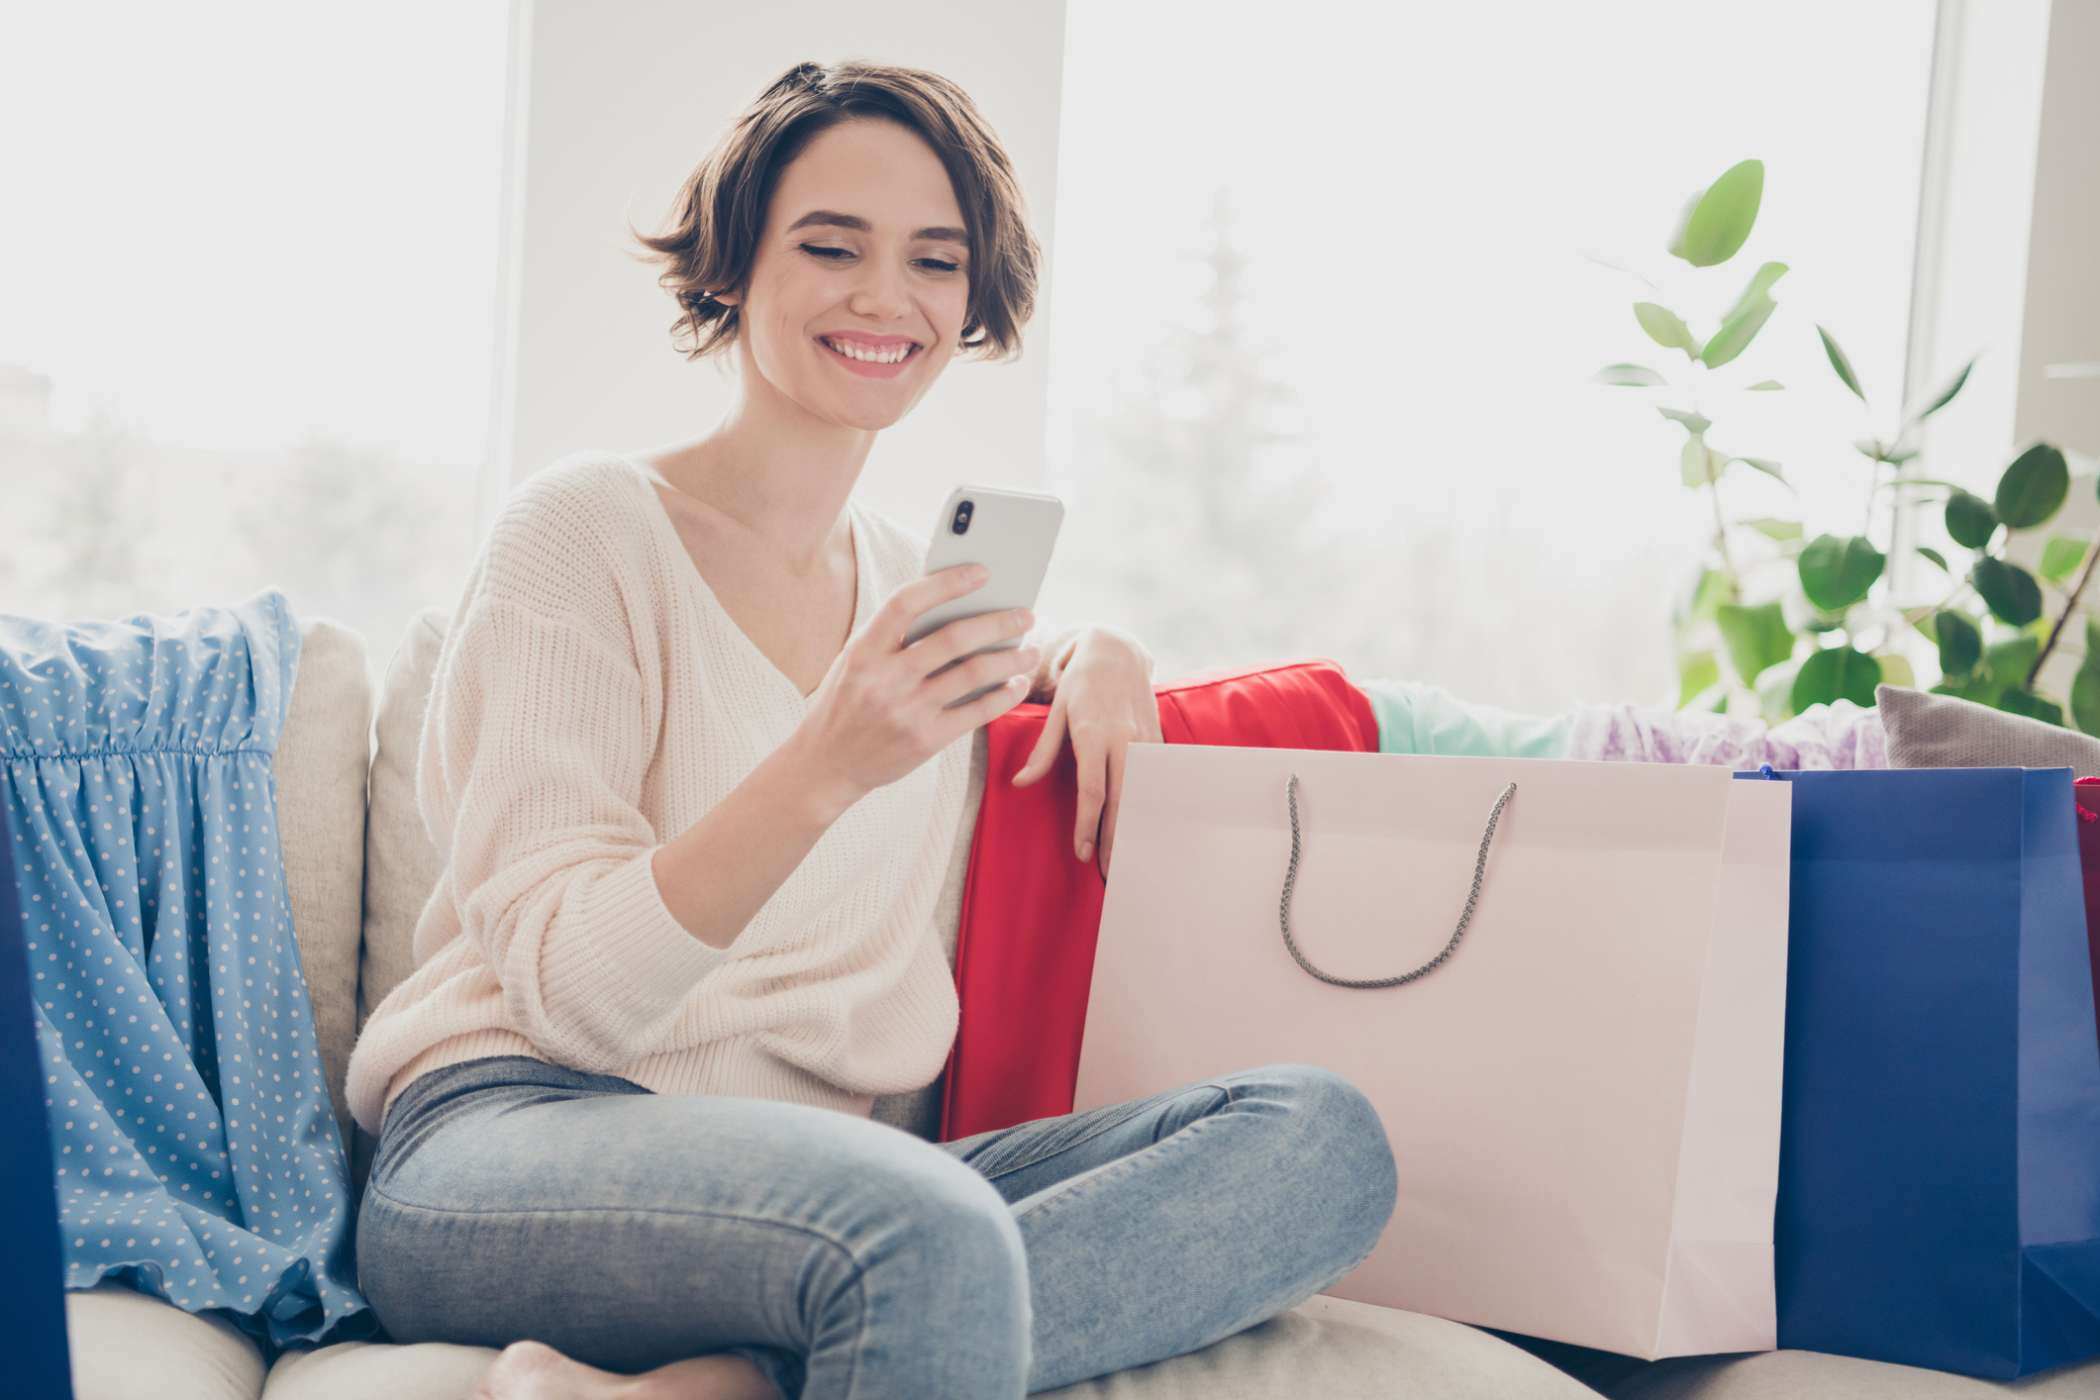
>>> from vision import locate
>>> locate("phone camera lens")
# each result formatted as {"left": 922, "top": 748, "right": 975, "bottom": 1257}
{"left": 952, "top": 499, "right": 973, "bottom": 535}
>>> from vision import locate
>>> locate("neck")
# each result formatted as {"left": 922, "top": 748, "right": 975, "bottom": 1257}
{"left": 660, "top": 383, "right": 875, "bottom": 574}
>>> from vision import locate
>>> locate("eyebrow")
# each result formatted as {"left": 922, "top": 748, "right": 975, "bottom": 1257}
{"left": 786, "top": 209, "right": 969, "bottom": 245}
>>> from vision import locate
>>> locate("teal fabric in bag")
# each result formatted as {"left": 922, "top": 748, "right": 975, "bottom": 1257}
{"left": 1358, "top": 679, "right": 1572, "bottom": 759}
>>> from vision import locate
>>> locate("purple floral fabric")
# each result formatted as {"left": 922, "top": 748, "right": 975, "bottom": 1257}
{"left": 1567, "top": 699, "right": 1890, "bottom": 770}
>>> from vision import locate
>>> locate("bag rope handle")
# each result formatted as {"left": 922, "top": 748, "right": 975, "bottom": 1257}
{"left": 1278, "top": 772, "right": 1517, "bottom": 989}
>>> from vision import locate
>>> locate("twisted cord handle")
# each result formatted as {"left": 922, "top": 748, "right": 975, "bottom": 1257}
{"left": 1277, "top": 773, "right": 1517, "bottom": 989}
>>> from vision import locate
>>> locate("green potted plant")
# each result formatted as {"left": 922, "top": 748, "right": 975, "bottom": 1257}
{"left": 1592, "top": 158, "right": 2092, "bottom": 730}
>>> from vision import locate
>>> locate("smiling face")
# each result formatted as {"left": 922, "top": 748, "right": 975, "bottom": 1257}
{"left": 713, "top": 117, "right": 972, "bottom": 431}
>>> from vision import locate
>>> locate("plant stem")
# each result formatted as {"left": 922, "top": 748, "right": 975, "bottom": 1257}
{"left": 1706, "top": 462, "right": 1739, "bottom": 585}
{"left": 2027, "top": 536, "right": 2100, "bottom": 689}
{"left": 1900, "top": 579, "right": 1975, "bottom": 630}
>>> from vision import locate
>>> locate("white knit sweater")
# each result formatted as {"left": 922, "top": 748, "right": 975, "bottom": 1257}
{"left": 342, "top": 450, "right": 977, "bottom": 1139}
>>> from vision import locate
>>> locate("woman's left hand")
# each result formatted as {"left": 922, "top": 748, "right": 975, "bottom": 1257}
{"left": 1009, "top": 627, "right": 1162, "bottom": 877}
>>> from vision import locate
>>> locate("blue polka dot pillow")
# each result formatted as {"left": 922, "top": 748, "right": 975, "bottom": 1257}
{"left": 1, "top": 587, "right": 377, "bottom": 1359}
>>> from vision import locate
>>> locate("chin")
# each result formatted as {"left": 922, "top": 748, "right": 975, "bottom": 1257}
{"left": 825, "top": 399, "right": 915, "bottom": 432}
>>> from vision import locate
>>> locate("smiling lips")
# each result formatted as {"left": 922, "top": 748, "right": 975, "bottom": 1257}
{"left": 818, "top": 335, "right": 923, "bottom": 379}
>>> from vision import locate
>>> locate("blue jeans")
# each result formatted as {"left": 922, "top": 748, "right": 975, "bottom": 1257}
{"left": 355, "top": 1054, "right": 1397, "bottom": 1398}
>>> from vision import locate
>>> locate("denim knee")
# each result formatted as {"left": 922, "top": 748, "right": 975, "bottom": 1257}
{"left": 1266, "top": 1063, "right": 1398, "bottom": 1251}
{"left": 861, "top": 1148, "right": 1031, "bottom": 1314}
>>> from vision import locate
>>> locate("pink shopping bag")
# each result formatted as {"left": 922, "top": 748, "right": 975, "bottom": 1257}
{"left": 1072, "top": 744, "right": 1792, "bottom": 1359}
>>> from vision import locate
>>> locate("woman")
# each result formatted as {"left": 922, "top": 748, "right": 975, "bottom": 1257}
{"left": 344, "top": 59, "right": 1397, "bottom": 1400}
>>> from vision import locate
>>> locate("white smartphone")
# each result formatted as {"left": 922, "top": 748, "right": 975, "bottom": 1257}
{"left": 904, "top": 484, "right": 1065, "bottom": 708}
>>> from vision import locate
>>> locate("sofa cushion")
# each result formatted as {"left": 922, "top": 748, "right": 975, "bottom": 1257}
{"left": 352, "top": 607, "right": 990, "bottom": 1193}
{"left": 1877, "top": 682, "right": 2100, "bottom": 772}
{"left": 67, "top": 1278, "right": 267, "bottom": 1400}
{"left": 270, "top": 617, "right": 372, "bottom": 1183}
{"left": 257, "top": 1294, "right": 1603, "bottom": 1400}
{"left": 349, "top": 606, "right": 449, "bottom": 1198}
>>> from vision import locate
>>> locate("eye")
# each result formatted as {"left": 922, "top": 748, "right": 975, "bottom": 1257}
{"left": 800, "top": 244, "right": 962, "bottom": 274}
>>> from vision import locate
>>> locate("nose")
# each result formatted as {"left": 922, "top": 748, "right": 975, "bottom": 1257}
{"left": 847, "top": 257, "right": 912, "bottom": 324}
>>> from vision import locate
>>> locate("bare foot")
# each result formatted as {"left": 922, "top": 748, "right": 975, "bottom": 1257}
{"left": 623, "top": 1352, "right": 783, "bottom": 1400}
{"left": 469, "top": 1338, "right": 780, "bottom": 1400}
{"left": 470, "top": 1340, "right": 628, "bottom": 1400}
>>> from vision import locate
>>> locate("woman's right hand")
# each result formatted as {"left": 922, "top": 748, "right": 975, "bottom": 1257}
{"left": 789, "top": 563, "right": 1040, "bottom": 808}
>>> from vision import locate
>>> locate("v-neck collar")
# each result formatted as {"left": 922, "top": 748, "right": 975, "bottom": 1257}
{"left": 611, "top": 451, "right": 871, "bottom": 710}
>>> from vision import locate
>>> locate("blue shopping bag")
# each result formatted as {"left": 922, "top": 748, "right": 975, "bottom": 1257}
{"left": 1, "top": 804, "right": 76, "bottom": 1398}
{"left": 1740, "top": 766, "right": 2100, "bottom": 1378}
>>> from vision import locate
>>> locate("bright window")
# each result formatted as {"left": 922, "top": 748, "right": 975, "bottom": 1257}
{"left": 1, "top": 0, "right": 512, "bottom": 694}
{"left": 1041, "top": 1, "right": 1939, "bottom": 711}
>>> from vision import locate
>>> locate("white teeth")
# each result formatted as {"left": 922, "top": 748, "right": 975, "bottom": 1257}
{"left": 823, "top": 337, "right": 913, "bottom": 364}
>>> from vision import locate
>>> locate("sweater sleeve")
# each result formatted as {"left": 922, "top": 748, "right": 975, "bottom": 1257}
{"left": 417, "top": 590, "right": 731, "bottom": 1074}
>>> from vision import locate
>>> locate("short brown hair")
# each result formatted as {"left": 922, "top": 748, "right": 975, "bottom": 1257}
{"left": 630, "top": 60, "right": 1041, "bottom": 366}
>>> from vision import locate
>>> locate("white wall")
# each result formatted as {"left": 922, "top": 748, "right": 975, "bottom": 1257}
{"left": 1905, "top": 0, "right": 2100, "bottom": 696}
{"left": 2015, "top": 0, "right": 2100, "bottom": 464}
{"left": 485, "top": 0, "right": 1070, "bottom": 536}
{"left": 1903, "top": 0, "right": 2054, "bottom": 501}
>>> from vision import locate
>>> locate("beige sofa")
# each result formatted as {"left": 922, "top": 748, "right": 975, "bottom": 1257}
{"left": 58, "top": 609, "right": 2100, "bottom": 1400}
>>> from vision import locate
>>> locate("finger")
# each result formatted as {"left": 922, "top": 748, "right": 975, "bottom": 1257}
{"left": 903, "top": 607, "right": 1035, "bottom": 677}
{"left": 1011, "top": 691, "right": 1066, "bottom": 786}
{"left": 945, "top": 672, "right": 1032, "bottom": 739}
{"left": 933, "top": 643, "right": 1037, "bottom": 710}
{"left": 882, "top": 563, "right": 992, "bottom": 651}
{"left": 1099, "top": 738, "right": 1129, "bottom": 877}
{"left": 1073, "top": 730, "right": 1106, "bottom": 861}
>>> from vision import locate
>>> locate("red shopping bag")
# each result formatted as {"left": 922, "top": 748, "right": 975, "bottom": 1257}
{"left": 2071, "top": 777, "right": 2100, "bottom": 1058}
{"left": 937, "top": 658, "right": 1379, "bottom": 1140}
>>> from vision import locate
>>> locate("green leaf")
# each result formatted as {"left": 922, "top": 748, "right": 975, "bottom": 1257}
{"left": 1994, "top": 442, "right": 2070, "bottom": 528}
{"left": 1757, "top": 658, "right": 1801, "bottom": 720}
{"left": 1908, "top": 356, "right": 1976, "bottom": 425}
{"left": 1971, "top": 556, "right": 2044, "bottom": 625}
{"left": 1731, "top": 456, "right": 1791, "bottom": 488}
{"left": 1684, "top": 567, "right": 1731, "bottom": 627}
{"left": 1933, "top": 674, "right": 2001, "bottom": 706}
{"left": 1854, "top": 436, "right": 1890, "bottom": 461}
{"left": 1876, "top": 653, "right": 1916, "bottom": 691}
{"left": 1715, "top": 601, "right": 1795, "bottom": 684}
{"left": 1917, "top": 545, "right": 1950, "bottom": 572}
{"left": 1985, "top": 634, "right": 2040, "bottom": 690}
{"left": 2040, "top": 535, "right": 2089, "bottom": 584}
{"left": 1723, "top": 261, "right": 1789, "bottom": 322}
{"left": 1701, "top": 293, "right": 1777, "bottom": 370}
{"left": 1945, "top": 490, "right": 1998, "bottom": 549}
{"left": 1747, "top": 379, "right": 1784, "bottom": 391}
{"left": 1678, "top": 650, "right": 1721, "bottom": 708}
{"left": 2072, "top": 662, "right": 2100, "bottom": 736}
{"left": 1635, "top": 303, "right": 1701, "bottom": 355}
{"left": 1798, "top": 534, "right": 1886, "bottom": 611}
{"left": 1792, "top": 645, "right": 1880, "bottom": 711}
{"left": 1658, "top": 406, "right": 1712, "bottom": 435}
{"left": 1594, "top": 363, "right": 1665, "bottom": 387}
{"left": 1743, "top": 517, "right": 1803, "bottom": 542}
{"left": 1680, "top": 437, "right": 1723, "bottom": 487}
{"left": 1995, "top": 689, "right": 2064, "bottom": 726}
{"left": 1885, "top": 446, "right": 1921, "bottom": 466}
{"left": 1933, "top": 610, "right": 1982, "bottom": 677}
{"left": 1668, "top": 159, "right": 1764, "bottom": 268}
{"left": 2086, "top": 615, "right": 2100, "bottom": 658}
{"left": 1817, "top": 324, "right": 1867, "bottom": 403}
